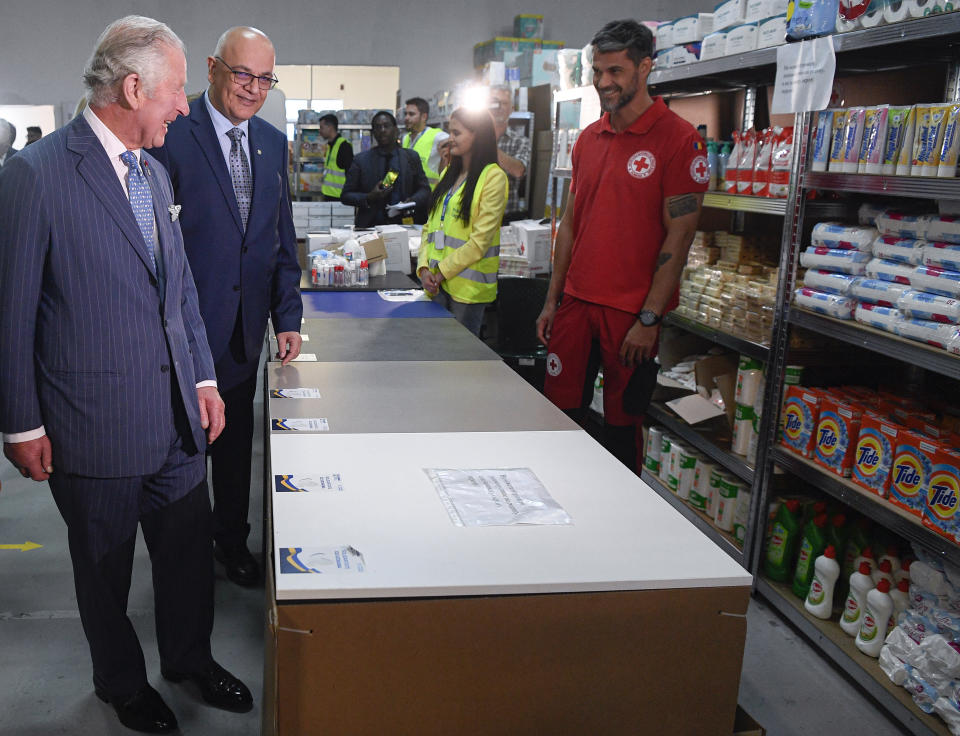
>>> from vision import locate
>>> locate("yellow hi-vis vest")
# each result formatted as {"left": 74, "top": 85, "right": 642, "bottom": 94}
{"left": 403, "top": 126, "right": 443, "bottom": 188}
{"left": 321, "top": 136, "right": 347, "bottom": 198}
{"left": 421, "top": 164, "right": 503, "bottom": 304}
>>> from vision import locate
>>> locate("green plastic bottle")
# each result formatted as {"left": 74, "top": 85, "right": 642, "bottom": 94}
{"left": 793, "top": 513, "right": 828, "bottom": 599}
{"left": 838, "top": 517, "right": 872, "bottom": 608}
{"left": 765, "top": 499, "right": 803, "bottom": 582}
{"left": 826, "top": 513, "right": 848, "bottom": 558}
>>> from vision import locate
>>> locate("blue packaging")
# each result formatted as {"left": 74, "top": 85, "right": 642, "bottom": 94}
{"left": 786, "top": 0, "right": 839, "bottom": 40}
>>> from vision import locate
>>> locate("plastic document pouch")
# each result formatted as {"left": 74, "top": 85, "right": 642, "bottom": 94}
{"left": 425, "top": 467, "right": 573, "bottom": 527}
{"left": 278, "top": 545, "right": 365, "bottom": 574}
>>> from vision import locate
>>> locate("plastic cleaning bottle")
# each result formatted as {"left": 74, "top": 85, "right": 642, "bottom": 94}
{"left": 873, "top": 559, "right": 895, "bottom": 588}
{"left": 889, "top": 577, "right": 910, "bottom": 630}
{"left": 717, "top": 142, "right": 731, "bottom": 191}
{"left": 707, "top": 140, "right": 719, "bottom": 191}
{"left": 839, "top": 517, "right": 871, "bottom": 608}
{"left": 856, "top": 579, "right": 894, "bottom": 657}
{"left": 793, "top": 513, "right": 828, "bottom": 599}
{"left": 841, "top": 562, "right": 875, "bottom": 636}
{"left": 765, "top": 499, "right": 803, "bottom": 582}
{"left": 853, "top": 546, "right": 876, "bottom": 577}
{"left": 826, "top": 513, "right": 848, "bottom": 555}
{"left": 879, "top": 546, "right": 902, "bottom": 578}
{"left": 895, "top": 559, "right": 912, "bottom": 585}
{"left": 805, "top": 545, "right": 840, "bottom": 620}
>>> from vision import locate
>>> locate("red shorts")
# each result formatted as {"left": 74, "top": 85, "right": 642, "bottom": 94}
{"left": 543, "top": 296, "right": 657, "bottom": 426}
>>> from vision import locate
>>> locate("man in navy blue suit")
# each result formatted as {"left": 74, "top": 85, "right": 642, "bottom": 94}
{"left": 0, "top": 16, "right": 252, "bottom": 733}
{"left": 152, "top": 26, "right": 302, "bottom": 587}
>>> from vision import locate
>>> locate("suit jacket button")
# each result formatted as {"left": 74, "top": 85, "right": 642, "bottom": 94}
{"left": 242, "top": 246, "right": 249, "bottom": 254}
{"left": 233, "top": 285, "right": 241, "bottom": 291}
{"left": 149, "top": 277, "right": 158, "bottom": 287}
{"left": 161, "top": 364, "right": 170, "bottom": 373}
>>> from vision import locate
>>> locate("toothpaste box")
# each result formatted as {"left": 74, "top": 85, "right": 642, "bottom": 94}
{"left": 923, "top": 446, "right": 960, "bottom": 542}
{"left": 814, "top": 396, "right": 864, "bottom": 477}
{"left": 781, "top": 385, "right": 823, "bottom": 458}
{"left": 889, "top": 431, "right": 939, "bottom": 517}
{"left": 852, "top": 413, "right": 905, "bottom": 498}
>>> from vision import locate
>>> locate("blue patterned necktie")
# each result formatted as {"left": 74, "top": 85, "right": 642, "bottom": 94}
{"left": 120, "top": 150, "right": 157, "bottom": 272}
{"left": 227, "top": 127, "right": 252, "bottom": 230}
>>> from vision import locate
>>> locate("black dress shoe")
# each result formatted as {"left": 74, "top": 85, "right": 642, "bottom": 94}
{"left": 95, "top": 684, "right": 178, "bottom": 733}
{"left": 162, "top": 661, "right": 253, "bottom": 713}
{"left": 214, "top": 544, "right": 260, "bottom": 587}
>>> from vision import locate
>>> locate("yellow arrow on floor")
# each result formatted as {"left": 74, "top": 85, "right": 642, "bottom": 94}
{"left": 0, "top": 541, "right": 42, "bottom": 552}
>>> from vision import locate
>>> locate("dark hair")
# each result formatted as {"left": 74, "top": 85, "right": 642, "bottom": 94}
{"left": 319, "top": 113, "right": 339, "bottom": 129}
{"left": 371, "top": 110, "right": 397, "bottom": 127}
{"left": 591, "top": 19, "right": 654, "bottom": 64}
{"left": 405, "top": 97, "right": 429, "bottom": 116}
{"left": 429, "top": 108, "right": 499, "bottom": 227}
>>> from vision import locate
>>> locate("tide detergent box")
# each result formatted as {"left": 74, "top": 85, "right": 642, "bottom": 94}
{"left": 923, "top": 447, "right": 960, "bottom": 541}
{"left": 889, "top": 431, "right": 939, "bottom": 517}
{"left": 781, "top": 386, "right": 822, "bottom": 458}
{"left": 851, "top": 413, "right": 905, "bottom": 497}
{"left": 814, "top": 396, "right": 864, "bottom": 477}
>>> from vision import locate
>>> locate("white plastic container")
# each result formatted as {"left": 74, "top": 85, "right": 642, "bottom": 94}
{"left": 804, "top": 545, "right": 840, "bottom": 620}
{"left": 889, "top": 577, "right": 910, "bottom": 630}
{"left": 841, "top": 561, "right": 875, "bottom": 637}
{"left": 872, "top": 558, "right": 895, "bottom": 588}
{"left": 895, "top": 558, "right": 912, "bottom": 585}
{"left": 856, "top": 579, "right": 894, "bottom": 657}
{"left": 878, "top": 546, "right": 902, "bottom": 577}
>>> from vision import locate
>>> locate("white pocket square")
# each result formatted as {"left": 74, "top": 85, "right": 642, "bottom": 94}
{"left": 168, "top": 204, "right": 182, "bottom": 222}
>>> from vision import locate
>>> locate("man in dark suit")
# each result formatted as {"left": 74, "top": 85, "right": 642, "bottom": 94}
{"left": 0, "top": 16, "right": 252, "bottom": 733}
{"left": 342, "top": 111, "right": 432, "bottom": 228}
{"left": 151, "top": 27, "right": 303, "bottom": 587}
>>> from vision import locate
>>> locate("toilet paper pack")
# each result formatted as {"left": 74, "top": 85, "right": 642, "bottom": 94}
{"left": 866, "top": 257, "right": 915, "bottom": 286}
{"left": 876, "top": 211, "right": 929, "bottom": 239}
{"left": 855, "top": 303, "right": 903, "bottom": 332}
{"left": 812, "top": 222, "right": 877, "bottom": 251}
{"left": 897, "top": 290, "right": 960, "bottom": 324}
{"left": 897, "top": 318, "right": 958, "bottom": 349}
{"left": 872, "top": 235, "right": 926, "bottom": 265}
{"left": 850, "top": 278, "right": 908, "bottom": 307}
{"left": 793, "top": 287, "right": 856, "bottom": 318}
{"left": 800, "top": 247, "right": 872, "bottom": 274}
{"left": 913, "top": 265, "right": 960, "bottom": 299}
{"left": 923, "top": 244, "right": 960, "bottom": 272}
{"left": 803, "top": 269, "right": 858, "bottom": 295}
{"left": 926, "top": 216, "right": 960, "bottom": 245}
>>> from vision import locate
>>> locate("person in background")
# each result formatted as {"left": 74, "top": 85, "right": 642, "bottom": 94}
{"left": 536, "top": 19, "right": 707, "bottom": 473}
{"left": 489, "top": 85, "right": 531, "bottom": 221}
{"left": 342, "top": 111, "right": 431, "bottom": 228}
{"left": 418, "top": 108, "right": 507, "bottom": 336}
{"left": 0, "top": 119, "right": 17, "bottom": 168}
{"left": 25, "top": 126, "right": 42, "bottom": 146}
{"left": 402, "top": 96, "right": 449, "bottom": 189}
{"left": 0, "top": 16, "right": 251, "bottom": 732}
{"left": 318, "top": 113, "right": 352, "bottom": 202}
{"left": 150, "top": 26, "right": 303, "bottom": 588}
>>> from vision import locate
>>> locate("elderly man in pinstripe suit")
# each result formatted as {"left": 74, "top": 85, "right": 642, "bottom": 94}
{"left": 0, "top": 17, "right": 251, "bottom": 733}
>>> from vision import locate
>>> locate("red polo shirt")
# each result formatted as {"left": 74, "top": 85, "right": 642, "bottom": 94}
{"left": 565, "top": 96, "right": 708, "bottom": 315}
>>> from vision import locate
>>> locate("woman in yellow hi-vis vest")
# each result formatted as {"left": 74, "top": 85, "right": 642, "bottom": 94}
{"left": 418, "top": 108, "right": 507, "bottom": 335}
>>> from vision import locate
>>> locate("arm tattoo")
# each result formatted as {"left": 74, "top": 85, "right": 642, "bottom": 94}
{"left": 667, "top": 193, "right": 699, "bottom": 218}
{"left": 654, "top": 252, "right": 673, "bottom": 273}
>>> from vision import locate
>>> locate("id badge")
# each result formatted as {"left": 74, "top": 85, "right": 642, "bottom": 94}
{"left": 434, "top": 231, "right": 446, "bottom": 250}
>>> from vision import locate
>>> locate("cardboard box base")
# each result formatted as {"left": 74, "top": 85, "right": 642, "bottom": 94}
{"left": 264, "top": 584, "right": 749, "bottom": 735}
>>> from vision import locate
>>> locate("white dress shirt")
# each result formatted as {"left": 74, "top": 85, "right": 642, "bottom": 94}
{"left": 3, "top": 107, "right": 215, "bottom": 445}
{"left": 204, "top": 90, "right": 250, "bottom": 172}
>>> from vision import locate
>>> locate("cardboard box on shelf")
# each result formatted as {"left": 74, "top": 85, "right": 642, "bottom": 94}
{"left": 355, "top": 232, "right": 388, "bottom": 264}
{"left": 375, "top": 225, "right": 413, "bottom": 274}
{"left": 511, "top": 219, "right": 553, "bottom": 274}
{"left": 473, "top": 37, "right": 564, "bottom": 68}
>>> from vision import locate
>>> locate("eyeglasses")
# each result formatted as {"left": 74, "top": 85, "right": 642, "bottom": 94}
{"left": 215, "top": 57, "right": 278, "bottom": 91}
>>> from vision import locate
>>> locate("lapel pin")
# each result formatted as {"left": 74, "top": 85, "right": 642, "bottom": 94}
{"left": 257, "top": 149, "right": 262, "bottom": 155}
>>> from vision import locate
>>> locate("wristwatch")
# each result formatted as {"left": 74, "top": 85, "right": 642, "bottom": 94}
{"left": 637, "top": 309, "right": 662, "bottom": 327}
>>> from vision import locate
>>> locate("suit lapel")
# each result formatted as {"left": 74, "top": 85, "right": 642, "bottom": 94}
{"left": 142, "top": 155, "right": 172, "bottom": 302}
{"left": 67, "top": 117, "right": 158, "bottom": 277}
{"left": 189, "top": 97, "right": 244, "bottom": 235}
{"left": 247, "top": 119, "right": 266, "bottom": 233}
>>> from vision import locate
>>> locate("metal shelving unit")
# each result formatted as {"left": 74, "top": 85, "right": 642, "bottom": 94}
{"left": 805, "top": 171, "right": 960, "bottom": 200}
{"left": 641, "top": 469, "right": 744, "bottom": 564}
{"left": 756, "top": 577, "right": 951, "bottom": 736}
{"left": 789, "top": 307, "right": 960, "bottom": 381}
{"left": 773, "top": 447, "right": 960, "bottom": 569}
{"left": 664, "top": 312, "right": 770, "bottom": 361}
{"left": 647, "top": 402, "right": 755, "bottom": 484}
{"left": 292, "top": 123, "right": 367, "bottom": 201}
{"left": 702, "top": 191, "right": 788, "bottom": 215}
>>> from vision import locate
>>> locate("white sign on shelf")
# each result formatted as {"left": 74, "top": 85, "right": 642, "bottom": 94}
{"left": 771, "top": 35, "right": 836, "bottom": 115}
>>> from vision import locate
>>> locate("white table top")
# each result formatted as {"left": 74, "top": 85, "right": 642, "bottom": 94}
{"left": 270, "top": 430, "right": 751, "bottom": 600}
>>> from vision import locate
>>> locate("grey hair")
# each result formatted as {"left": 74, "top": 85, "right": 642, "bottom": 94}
{"left": 83, "top": 15, "right": 184, "bottom": 107}
{"left": 0, "top": 119, "right": 15, "bottom": 146}
{"left": 591, "top": 19, "right": 654, "bottom": 64}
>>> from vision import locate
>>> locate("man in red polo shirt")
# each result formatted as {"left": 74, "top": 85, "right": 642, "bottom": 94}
{"left": 536, "top": 19, "right": 708, "bottom": 473}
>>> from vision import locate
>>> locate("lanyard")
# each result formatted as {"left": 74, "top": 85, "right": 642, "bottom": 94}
{"left": 407, "top": 128, "right": 425, "bottom": 149}
{"left": 441, "top": 180, "right": 464, "bottom": 223}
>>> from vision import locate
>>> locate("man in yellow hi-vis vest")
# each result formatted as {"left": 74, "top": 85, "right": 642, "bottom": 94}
{"left": 402, "top": 97, "right": 449, "bottom": 189}
{"left": 318, "top": 113, "right": 353, "bottom": 202}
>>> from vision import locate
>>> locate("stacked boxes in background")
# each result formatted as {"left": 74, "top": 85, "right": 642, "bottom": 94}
{"left": 780, "top": 383, "right": 960, "bottom": 546}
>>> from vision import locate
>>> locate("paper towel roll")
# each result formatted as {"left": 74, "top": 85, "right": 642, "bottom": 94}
{"left": 836, "top": 16, "right": 859, "bottom": 32}
{"left": 909, "top": 0, "right": 934, "bottom": 17}
{"left": 732, "top": 404, "right": 755, "bottom": 456}
{"left": 884, "top": 0, "right": 910, "bottom": 22}
{"left": 677, "top": 446, "right": 697, "bottom": 500}
{"left": 644, "top": 426, "right": 663, "bottom": 475}
{"left": 714, "top": 476, "right": 740, "bottom": 532}
{"left": 659, "top": 434, "right": 673, "bottom": 483}
{"left": 736, "top": 369, "right": 764, "bottom": 407}
{"left": 693, "top": 460, "right": 718, "bottom": 514}
{"left": 708, "top": 467, "right": 724, "bottom": 520}
{"left": 860, "top": 6, "right": 885, "bottom": 26}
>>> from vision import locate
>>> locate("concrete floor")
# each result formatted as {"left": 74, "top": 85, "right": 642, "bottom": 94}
{"left": 0, "top": 379, "right": 906, "bottom": 735}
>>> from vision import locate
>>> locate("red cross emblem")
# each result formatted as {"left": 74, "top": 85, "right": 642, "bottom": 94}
{"left": 547, "top": 352, "right": 562, "bottom": 377}
{"left": 690, "top": 155, "right": 710, "bottom": 184}
{"left": 627, "top": 151, "right": 656, "bottom": 179}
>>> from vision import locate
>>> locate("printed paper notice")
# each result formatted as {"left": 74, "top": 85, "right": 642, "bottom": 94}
{"left": 291, "top": 353, "right": 318, "bottom": 362}
{"left": 271, "top": 418, "right": 329, "bottom": 432}
{"left": 278, "top": 545, "right": 365, "bottom": 574}
{"left": 274, "top": 473, "right": 343, "bottom": 493}
{"left": 378, "top": 289, "right": 427, "bottom": 302}
{"left": 269, "top": 388, "right": 322, "bottom": 399}
{"left": 425, "top": 468, "right": 572, "bottom": 527}
{"left": 771, "top": 36, "right": 836, "bottom": 115}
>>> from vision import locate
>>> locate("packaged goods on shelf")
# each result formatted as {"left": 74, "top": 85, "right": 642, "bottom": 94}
{"left": 926, "top": 215, "right": 960, "bottom": 245}
{"left": 756, "top": 14, "right": 788, "bottom": 47}
{"left": 725, "top": 22, "right": 759, "bottom": 55}
{"left": 859, "top": 105, "right": 890, "bottom": 175}
{"left": 855, "top": 302, "right": 903, "bottom": 331}
{"left": 859, "top": 202, "right": 886, "bottom": 226}
{"left": 671, "top": 13, "right": 715, "bottom": 43}
{"left": 813, "top": 396, "right": 864, "bottom": 477}
{"left": 655, "top": 21, "right": 674, "bottom": 49}
{"left": 513, "top": 14, "right": 543, "bottom": 39}
{"left": 800, "top": 247, "right": 871, "bottom": 274}
{"left": 890, "top": 432, "right": 937, "bottom": 517}
{"left": 768, "top": 127, "right": 794, "bottom": 197}
{"left": 803, "top": 269, "right": 859, "bottom": 295}
{"left": 923, "top": 243, "right": 960, "bottom": 271}
{"left": 912, "top": 103, "right": 954, "bottom": 177}
{"left": 661, "top": 43, "right": 703, "bottom": 67}
{"left": 811, "top": 223, "right": 877, "bottom": 251}
{"left": 872, "top": 235, "right": 925, "bottom": 265}
{"left": 840, "top": 107, "right": 867, "bottom": 174}
{"left": 781, "top": 385, "right": 823, "bottom": 457}
{"left": 472, "top": 37, "right": 564, "bottom": 69}
{"left": 896, "top": 318, "right": 958, "bottom": 349}
{"left": 866, "top": 257, "right": 914, "bottom": 284}
{"left": 793, "top": 287, "right": 857, "bottom": 318}
{"left": 700, "top": 31, "right": 729, "bottom": 60}
{"left": 713, "top": 0, "right": 746, "bottom": 30}
{"left": 913, "top": 265, "right": 960, "bottom": 298}
{"left": 897, "top": 290, "right": 960, "bottom": 324}
{"left": 876, "top": 209, "right": 926, "bottom": 241}
{"left": 852, "top": 413, "right": 905, "bottom": 497}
